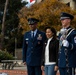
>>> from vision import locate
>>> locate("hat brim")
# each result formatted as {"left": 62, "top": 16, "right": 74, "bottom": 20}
{"left": 60, "top": 17, "right": 70, "bottom": 20}
{"left": 28, "top": 18, "right": 39, "bottom": 25}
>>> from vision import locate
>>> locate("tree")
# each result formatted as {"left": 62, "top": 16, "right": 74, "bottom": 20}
{"left": 1, "top": 0, "right": 9, "bottom": 50}
{"left": 0, "top": 0, "right": 25, "bottom": 54}
{"left": 18, "top": 0, "right": 76, "bottom": 33}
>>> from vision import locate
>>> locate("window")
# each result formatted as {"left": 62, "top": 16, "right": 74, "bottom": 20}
{"left": 66, "top": 2, "right": 70, "bottom": 7}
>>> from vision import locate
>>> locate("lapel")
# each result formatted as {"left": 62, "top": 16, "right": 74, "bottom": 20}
{"left": 44, "top": 39, "right": 48, "bottom": 47}
{"left": 28, "top": 31, "right": 34, "bottom": 42}
{"left": 44, "top": 37, "right": 55, "bottom": 48}
{"left": 50, "top": 37, "right": 55, "bottom": 43}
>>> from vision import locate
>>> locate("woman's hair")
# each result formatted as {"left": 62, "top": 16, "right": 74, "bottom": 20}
{"left": 45, "top": 26, "right": 57, "bottom": 39}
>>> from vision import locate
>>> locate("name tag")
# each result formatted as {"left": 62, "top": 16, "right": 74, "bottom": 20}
{"left": 25, "top": 38, "right": 29, "bottom": 40}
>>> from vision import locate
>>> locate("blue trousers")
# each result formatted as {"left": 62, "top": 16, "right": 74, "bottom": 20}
{"left": 44, "top": 64, "right": 56, "bottom": 75}
{"left": 59, "top": 67, "right": 74, "bottom": 75}
{"left": 27, "top": 65, "right": 42, "bottom": 75}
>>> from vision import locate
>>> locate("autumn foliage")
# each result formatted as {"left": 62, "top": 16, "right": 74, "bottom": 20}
{"left": 18, "top": 0, "right": 76, "bottom": 33}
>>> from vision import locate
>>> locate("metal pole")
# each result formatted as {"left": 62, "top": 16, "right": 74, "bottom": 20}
{"left": 1, "top": 0, "right": 9, "bottom": 50}
{"left": 15, "top": 37, "right": 17, "bottom": 59}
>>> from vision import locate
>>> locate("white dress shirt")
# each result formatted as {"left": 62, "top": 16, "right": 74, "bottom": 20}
{"left": 31, "top": 29, "right": 37, "bottom": 37}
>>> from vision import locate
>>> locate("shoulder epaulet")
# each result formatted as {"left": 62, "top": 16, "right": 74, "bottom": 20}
{"left": 66, "top": 28, "right": 75, "bottom": 38}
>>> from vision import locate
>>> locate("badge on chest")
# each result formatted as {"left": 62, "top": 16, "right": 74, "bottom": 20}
{"left": 37, "top": 34, "right": 42, "bottom": 40}
{"left": 37, "top": 34, "right": 42, "bottom": 44}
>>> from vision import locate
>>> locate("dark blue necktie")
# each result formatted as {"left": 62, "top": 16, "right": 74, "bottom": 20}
{"left": 31, "top": 31, "right": 34, "bottom": 38}
{"left": 33, "top": 32, "right": 34, "bottom": 38}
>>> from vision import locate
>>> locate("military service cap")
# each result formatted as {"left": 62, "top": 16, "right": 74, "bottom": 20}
{"left": 60, "top": 12, "right": 74, "bottom": 20}
{"left": 28, "top": 18, "right": 39, "bottom": 25}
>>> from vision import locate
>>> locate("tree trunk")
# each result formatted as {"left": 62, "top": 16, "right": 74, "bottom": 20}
{"left": 1, "top": 0, "right": 9, "bottom": 50}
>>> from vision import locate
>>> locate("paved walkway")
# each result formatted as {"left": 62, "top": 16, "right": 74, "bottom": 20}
{"left": 0, "top": 61, "right": 76, "bottom": 75}
{"left": 0, "top": 62, "right": 75, "bottom": 75}
{"left": 0, "top": 69, "right": 60, "bottom": 75}
{"left": 0, "top": 70, "right": 26, "bottom": 75}
{"left": 0, "top": 59, "right": 75, "bottom": 75}
{"left": 0, "top": 64, "right": 60, "bottom": 75}
{"left": 0, "top": 62, "right": 27, "bottom": 75}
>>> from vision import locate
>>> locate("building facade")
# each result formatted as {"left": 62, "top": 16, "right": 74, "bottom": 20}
{"left": 35, "top": 0, "right": 43, "bottom": 3}
{"left": 58, "top": 0, "right": 76, "bottom": 10}
{"left": 36, "top": 0, "right": 76, "bottom": 10}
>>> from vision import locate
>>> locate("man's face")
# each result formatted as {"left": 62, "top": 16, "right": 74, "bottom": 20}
{"left": 61, "top": 18, "right": 71, "bottom": 28}
{"left": 29, "top": 23, "right": 37, "bottom": 31}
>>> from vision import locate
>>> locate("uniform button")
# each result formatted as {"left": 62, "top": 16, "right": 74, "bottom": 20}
{"left": 31, "top": 51, "right": 33, "bottom": 53}
{"left": 32, "top": 43, "right": 34, "bottom": 44}
{"left": 58, "top": 59, "right": 60, "bottom": 61}
{"left": 66, "top": 59, "right": 68, "bottom": 61}
{"left": 59, "top": 52, "right": 61, "bottom": 53}
{"left": 31, "top": 47, "right": 33, "bottom": 49}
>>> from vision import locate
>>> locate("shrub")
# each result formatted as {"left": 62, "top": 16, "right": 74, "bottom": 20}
{"left": 0, "top": 50, "right": 14, "bottom": 62}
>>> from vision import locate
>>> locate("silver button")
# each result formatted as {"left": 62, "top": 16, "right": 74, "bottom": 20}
{"left": 59, "top": 52, "right": 61, "bottom": 53}
{"left": 58, "top": 59, "right": 60, "bottom": 60}
{"left": 31, "top": 47, "right": 33, "bottom": 49}
{"left": 31, "top": 51, "right": 33, "bottom": 53}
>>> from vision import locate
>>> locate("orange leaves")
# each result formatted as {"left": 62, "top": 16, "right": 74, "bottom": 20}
{"left": 18, "top": 0, "right": 76, "bottom": 32}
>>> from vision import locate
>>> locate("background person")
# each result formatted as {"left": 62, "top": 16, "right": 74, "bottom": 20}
{"left": 41, "top": 27, "right": 59, "bottom": 75}
{"left": 22, "top": 18, "right": 46, "bottom": 75}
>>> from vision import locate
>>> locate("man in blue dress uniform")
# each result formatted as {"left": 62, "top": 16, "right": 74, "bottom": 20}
{"left": 58, "top": 12, "right": 76, "bottom": 75}
{"left": 22, "top": 18, "right": 46, "bottom": 75}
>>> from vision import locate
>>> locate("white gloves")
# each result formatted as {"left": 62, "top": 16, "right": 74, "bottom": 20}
{"left": 62, "top": 40, "right": 69, "bottom": 47}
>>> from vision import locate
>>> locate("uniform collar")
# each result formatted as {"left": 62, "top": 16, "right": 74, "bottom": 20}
{"left": 66, "top": 26, "right": 71, "bottom": 29}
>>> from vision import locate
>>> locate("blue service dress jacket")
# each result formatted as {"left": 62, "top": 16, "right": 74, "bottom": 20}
{"left": 22, "top": 29, "right": 46, "bottom": 66}
{"left": 58, "top": 27, "right": 76, "bottom": 68}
